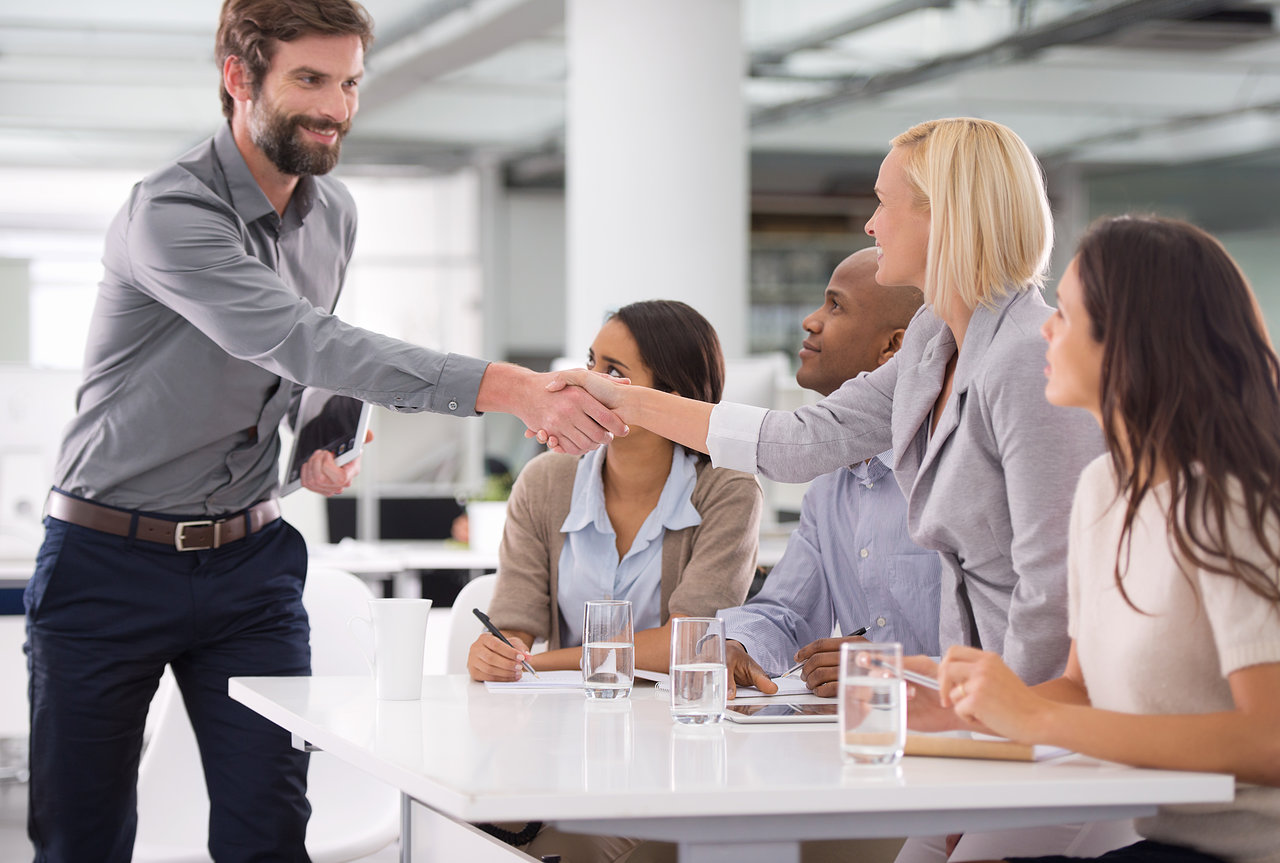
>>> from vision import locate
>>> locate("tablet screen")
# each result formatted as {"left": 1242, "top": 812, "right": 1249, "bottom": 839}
{"left": 281, "top": 389, "right": 371, "bottom": 496}
{"left": 724, "top": 702, "right": 838, "bottom": 723}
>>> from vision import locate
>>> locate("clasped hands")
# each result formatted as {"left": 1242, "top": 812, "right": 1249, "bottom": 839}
{"left": 524, "top": 367, "right": 632, "bottom": 454}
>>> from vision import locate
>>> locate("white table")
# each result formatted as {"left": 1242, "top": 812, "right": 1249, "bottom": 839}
{"left": 229, "top": 675, "right": 1233, "bottom": 863}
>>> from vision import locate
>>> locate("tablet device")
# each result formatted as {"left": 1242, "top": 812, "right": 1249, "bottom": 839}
{"left": 281, "top": 389, "right": 371, "bottom": 496}
{"left": 724, "top": 702, "right": 838, "bottom": 724}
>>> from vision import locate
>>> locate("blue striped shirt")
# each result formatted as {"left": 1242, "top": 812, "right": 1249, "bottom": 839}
{"left": 718, "top": 454, "right": 941, "bottom": 672}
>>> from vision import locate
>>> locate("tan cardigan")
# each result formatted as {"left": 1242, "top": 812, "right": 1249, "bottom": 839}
{"left": 486, "top": 451, "right": 762, "bottom": 650}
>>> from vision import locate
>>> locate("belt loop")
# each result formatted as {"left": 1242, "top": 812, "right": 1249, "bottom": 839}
{"left": 244, "top": 510, "right": 252, "bottom": 539}
{"left": 127, "top": 510, "right": 140, "bottom": 549}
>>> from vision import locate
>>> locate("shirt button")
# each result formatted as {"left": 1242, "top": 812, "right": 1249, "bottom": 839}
{"left": 867, "top": 482, "right": 874, "bottom": 488}
{"left": 877, "top": 616, "right": 887, "bottom": 627}
{"left": 448, "top": 400, "right": 459, "bottom": 411}
{"left": 859, "top": 548, "right": 869, "bottom": 558}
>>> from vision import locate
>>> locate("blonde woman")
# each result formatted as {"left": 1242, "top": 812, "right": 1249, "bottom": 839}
{"left": 552, "top": 118, "right": 1099, "bottom": 688}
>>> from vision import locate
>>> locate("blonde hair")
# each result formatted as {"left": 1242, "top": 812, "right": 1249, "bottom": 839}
{"left": 891, "top": 118, "right": 1053, "bottom": 317}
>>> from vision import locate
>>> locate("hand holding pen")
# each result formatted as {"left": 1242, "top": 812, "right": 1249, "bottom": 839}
{"left": 473, "top": 608, "right": 539, "bottom": 678}
{"left": 776, "top": 625, "right": 871, "bottom": 698}
{"left": 778, "top": 625, "right": 870, "bottom": 679}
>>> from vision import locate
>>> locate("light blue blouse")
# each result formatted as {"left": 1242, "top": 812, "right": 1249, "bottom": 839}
{"left": 556, "top": 446, "right": 702, "bottom": 647}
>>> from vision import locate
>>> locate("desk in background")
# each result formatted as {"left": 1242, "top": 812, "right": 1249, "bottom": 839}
{"left": 309, "top": 532, "right": 791, "bottom": 600}
{"left": 230, "top": 675, "right": 1233, "bottom": 863}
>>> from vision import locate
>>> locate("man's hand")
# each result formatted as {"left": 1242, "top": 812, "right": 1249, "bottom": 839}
{"left": 478, "top": 364, "right": 627, "bottom": 456}
{"left": 467, "top": 631, "right": 533, "bottom": 682}
{"left": 726, "top": 640, "right": 776, "bottom": 699}
{"left": 791, "top": 634, "right": 869, "bottom": 698}
{"left": 301, "top": 430, "right": 373, "bottom": 496}
{"left": 532, "top": 368, "right": 632, "bottom": 452}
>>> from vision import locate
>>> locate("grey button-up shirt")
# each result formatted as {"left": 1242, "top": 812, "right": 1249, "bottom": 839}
{"left": 54, "top": 124, "right": 489, "bottom": 515}
{"left": 708, "top": 289, "right": 1104, "bottom": 685}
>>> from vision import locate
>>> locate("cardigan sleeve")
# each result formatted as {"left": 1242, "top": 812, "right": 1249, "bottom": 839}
{"left": 665, "top": 464, "right": 763, "bottom": 618}
{"left": 485, "top": 453, "right": 573, "bottom": 641}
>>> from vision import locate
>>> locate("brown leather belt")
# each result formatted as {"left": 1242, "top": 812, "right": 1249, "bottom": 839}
{"left": 47, "top": 490, "right": 281, "bottom": 552}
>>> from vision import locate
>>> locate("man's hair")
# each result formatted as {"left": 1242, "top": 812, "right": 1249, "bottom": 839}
{"left": 891, "top": 117, "right": 1053, "bottom": 318}
{"left": 216, "top": 0, "right": 374, "bottom": 119}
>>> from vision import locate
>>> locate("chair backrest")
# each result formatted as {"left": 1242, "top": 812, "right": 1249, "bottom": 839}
{"left": 445, "top": 573, "right": 499, "bottom": 673}
{"left": 134, "top": 567, "right": 398, "bottom": 863}
{"left": 304, "top": 567, "right": 376, "bottom": 676}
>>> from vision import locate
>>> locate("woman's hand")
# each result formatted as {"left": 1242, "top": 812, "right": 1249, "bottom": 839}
{"left": 938, "top": 645, "right": 1053, "bottom": 743}
{"left": 901, "top": 655, "right": 965, "bottom": 732}
{"left": 531, "top": 369, "right": 632, "bottom": 451}
{"left": 466, "top": 631, "right": 533, "bottom": 682}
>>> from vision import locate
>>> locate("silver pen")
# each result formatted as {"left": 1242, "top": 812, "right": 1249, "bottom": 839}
{"left": 868, "top": 656, "right": 941, "bottom": 691}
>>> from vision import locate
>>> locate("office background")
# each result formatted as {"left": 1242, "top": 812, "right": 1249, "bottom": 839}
{"left": 4, "top": 0, "right": 1280, "bottom": 568}
{"left": 4, "top": 1, "right": 1280, "bottom": 857}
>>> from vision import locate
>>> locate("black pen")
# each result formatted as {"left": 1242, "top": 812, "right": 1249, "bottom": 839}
{"left": 778, "top": 625, "right": 870, "bottom": 679}
{"left": 473, "top": 608, "right": 539, "bottom": 678}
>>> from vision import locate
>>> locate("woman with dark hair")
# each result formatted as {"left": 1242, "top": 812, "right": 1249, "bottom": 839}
{"left": 934, "top": 215, "right": 1280, "bottom": 863}
{"left": 468, "top": 300, "right": 762, "bottom": 680}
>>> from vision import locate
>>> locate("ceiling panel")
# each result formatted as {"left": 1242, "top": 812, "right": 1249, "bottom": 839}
{"left": 0, "top": 0, "right": 1278, "bottom": 178}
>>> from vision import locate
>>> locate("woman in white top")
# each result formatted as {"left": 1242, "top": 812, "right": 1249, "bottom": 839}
{"left": 934, "top": 216, "right": 1280, "bottom": 863}
{"left": 468, "top": 300, "right": 762, "bottom": 681}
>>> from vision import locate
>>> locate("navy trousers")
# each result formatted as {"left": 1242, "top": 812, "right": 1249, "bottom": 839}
{"left": 25, "top": 511, "right": 313, "bottom": 863}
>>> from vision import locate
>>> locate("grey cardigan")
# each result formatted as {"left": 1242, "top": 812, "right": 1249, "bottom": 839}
{"left": 708, "top": 289, "right": 1103, "bottom": 684}
{"left": 486, "top": 451, "right": 762, "bottom": 650}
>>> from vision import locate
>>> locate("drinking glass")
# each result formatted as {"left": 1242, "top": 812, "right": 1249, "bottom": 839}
{"left": 668, "top": 617, "right": 727, "bottom": 724}
{"left": 582, "top": 600, "right": 634, "bottom": 699}
{"left": 838, "top": 641, "right": 906, "bottom": 765}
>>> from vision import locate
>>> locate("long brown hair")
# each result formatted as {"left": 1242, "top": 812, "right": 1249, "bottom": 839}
{"left": 1076, "top": 215, "right": 1280, "bottom": 607}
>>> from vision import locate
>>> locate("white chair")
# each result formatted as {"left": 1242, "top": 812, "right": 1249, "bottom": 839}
{"left": 445, "top": 573, "right": 499, "bottom": 673}
{"left": 134, "top": 567, "right": 399, "bottom": 863}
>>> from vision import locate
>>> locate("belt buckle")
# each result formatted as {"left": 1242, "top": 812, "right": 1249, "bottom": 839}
{"left": 175, "top": 519, "right": 218, "bottom": 551}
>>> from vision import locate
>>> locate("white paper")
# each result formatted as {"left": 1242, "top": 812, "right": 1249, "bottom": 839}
{"left": 731, "top": 676, "right": 812, "bottom": 699}
{"left": 484, "top": 670, "right": 584, "bottom": 691}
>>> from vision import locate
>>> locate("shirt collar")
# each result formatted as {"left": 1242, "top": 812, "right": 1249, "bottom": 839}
{"left": 213, "top": 123, "right": 325, "bottom": 226}
{"left": 954, "top": 288, "right": 1036, "bottom": 393}
{"left": 561, "top": 447, "right": 703, "bottom": 535}
{"left": 849, "top": 450, "right": 894, "bottom": 484}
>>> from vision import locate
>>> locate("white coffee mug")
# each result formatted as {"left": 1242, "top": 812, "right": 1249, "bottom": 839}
{"left": 349, "top": 598, "right": 432, "bottom": 701}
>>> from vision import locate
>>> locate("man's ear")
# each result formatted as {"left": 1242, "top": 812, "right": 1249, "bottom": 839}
{"left": 878, "top": 328, "right": 906, "bottom": 366}
{"left": 223, "top": 55, "right": 254, "bottom": 105}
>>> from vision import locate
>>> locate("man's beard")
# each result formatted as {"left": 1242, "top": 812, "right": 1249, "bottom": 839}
{"left": 250, "top": 97, "right": 349, "bottom": 177}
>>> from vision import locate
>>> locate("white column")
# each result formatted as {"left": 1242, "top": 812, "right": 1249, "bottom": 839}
{"left": 565, "top": 0, "right": 747, "bottom": 359}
